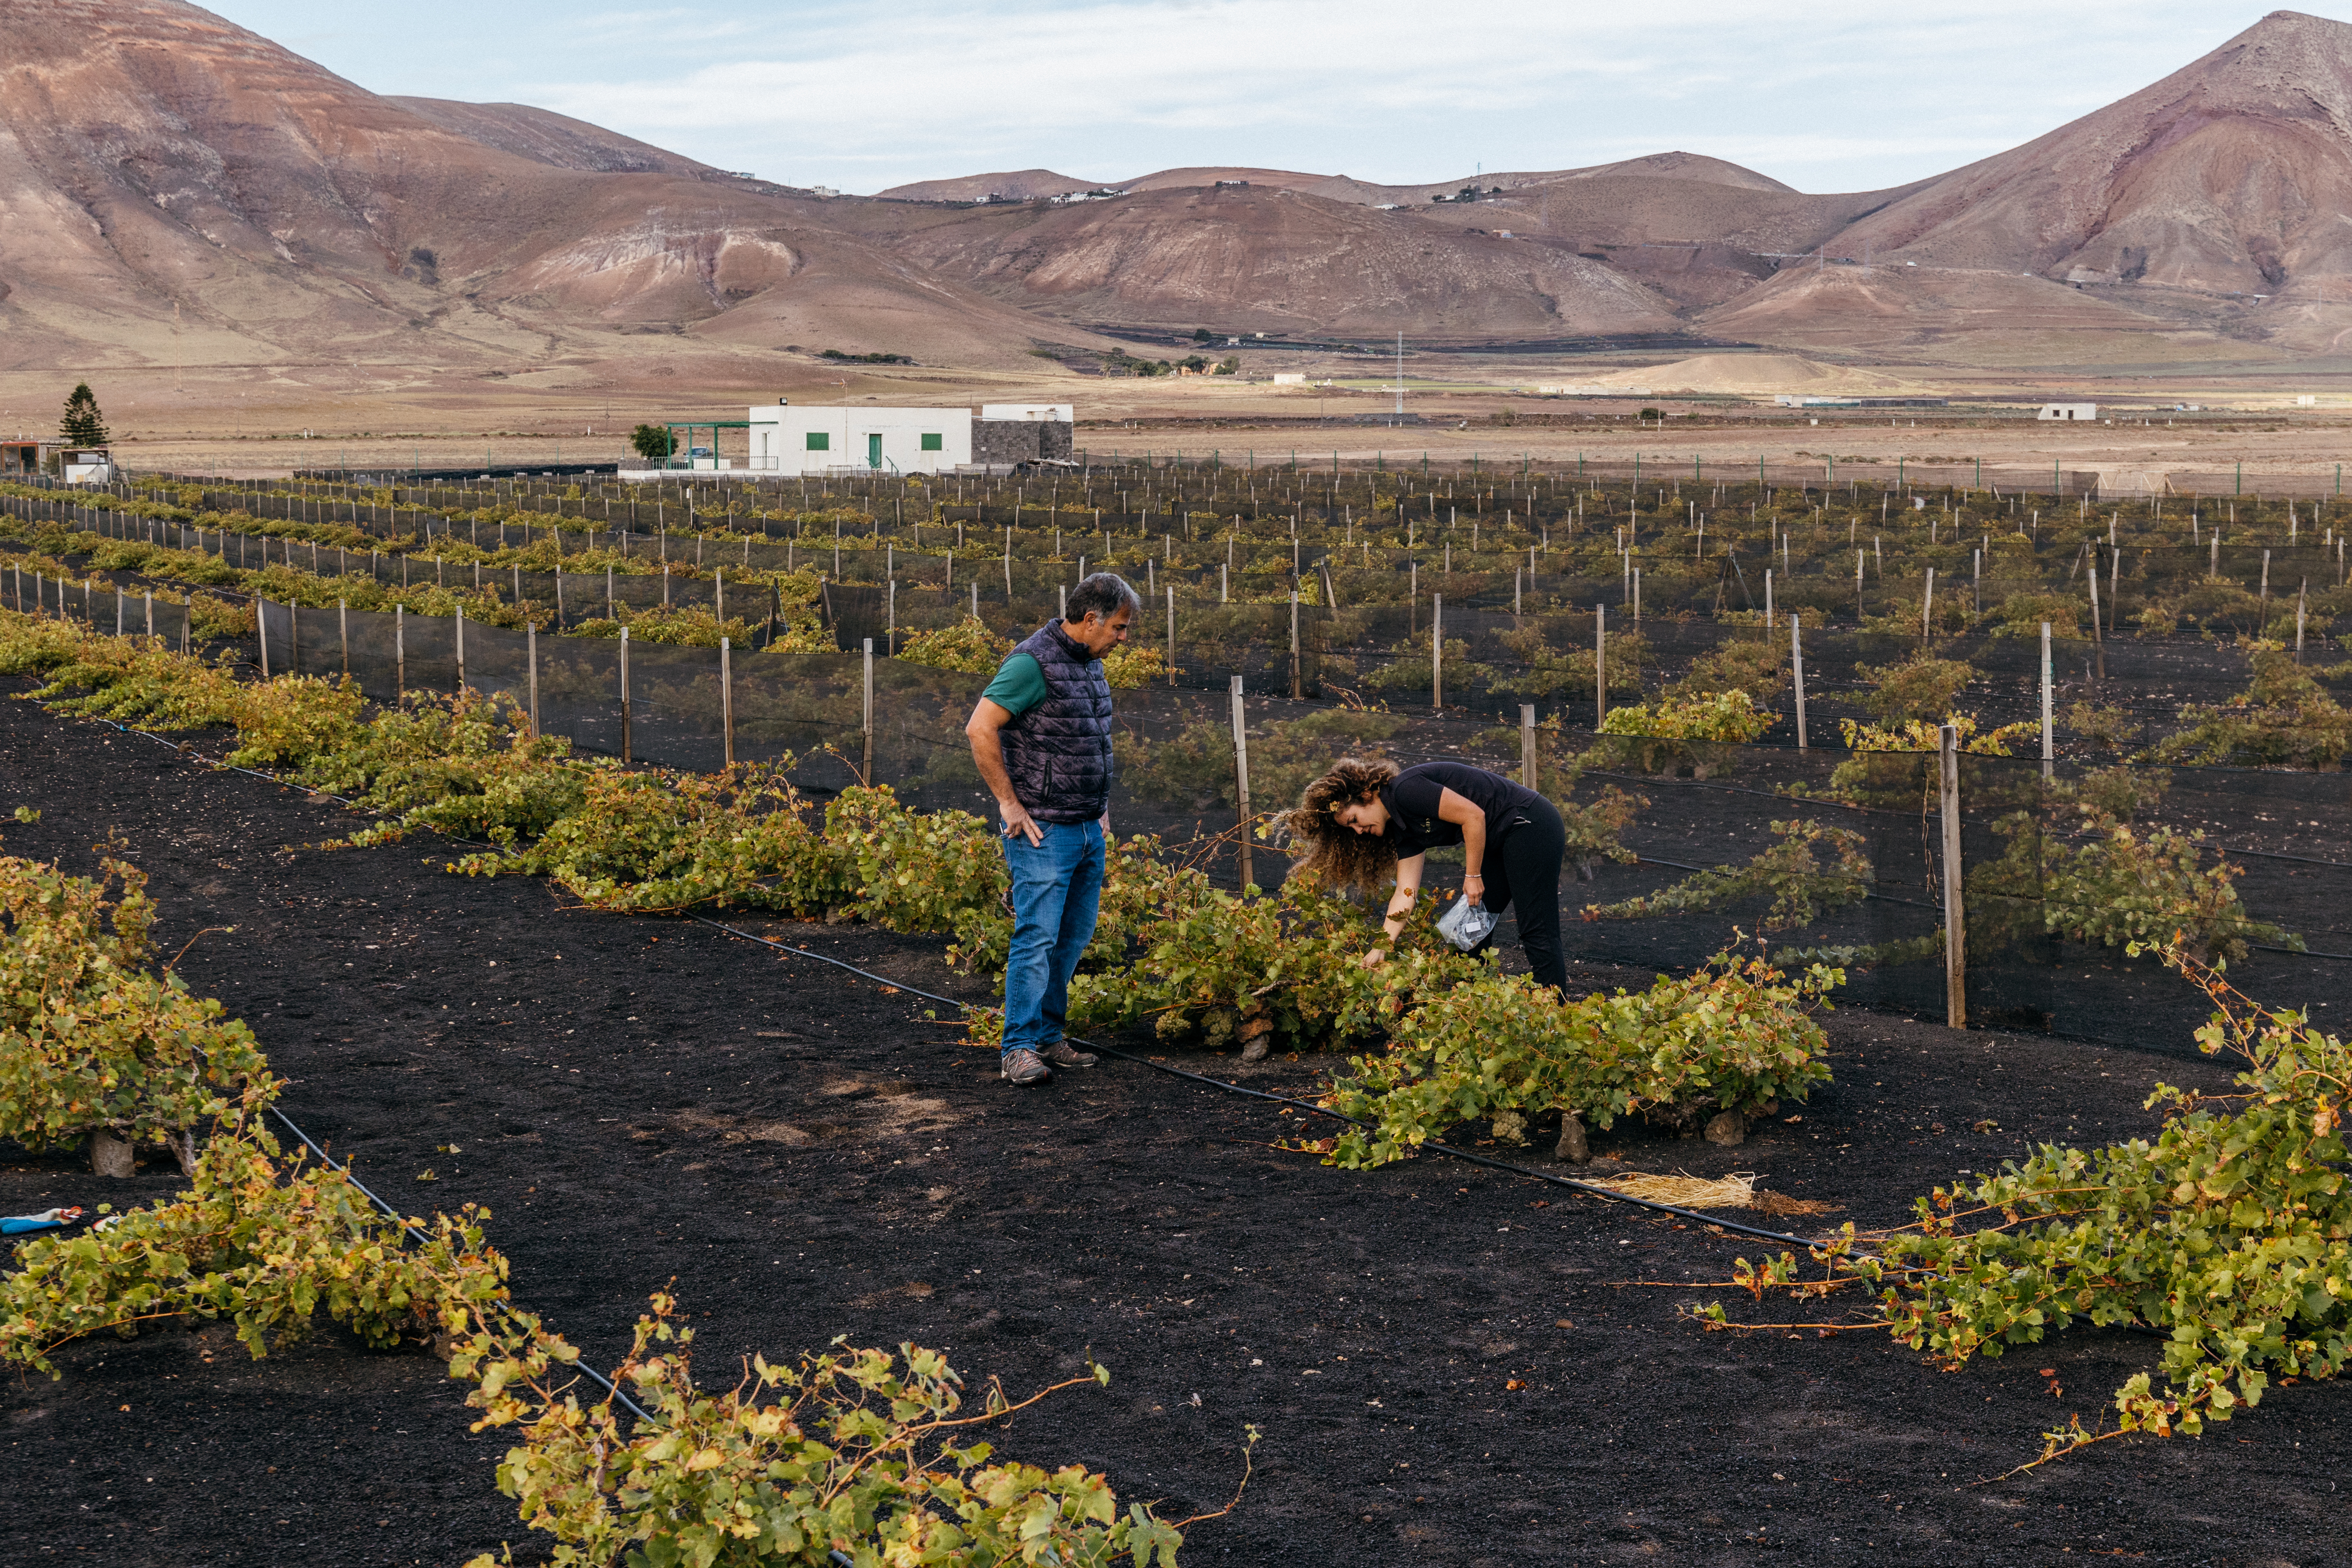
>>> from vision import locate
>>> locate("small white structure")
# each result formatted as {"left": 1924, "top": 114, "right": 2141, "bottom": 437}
{"left": 980, "top": 403, "right": 1073, "bottom": 424}
{"left": 2038, "top": 402, "right": 2097, "bottom": 421}
{"left": 748, "top": 406, "right": 971, "bottom": 476}
{"left": 1271, "top": 373, "right": 1307, "bottom": 385}
{"left": 62, "top": 448, "right": 116, "bottom": 485}
{"left": 2297, "top": 394, "right": 2319, "bottom": 407}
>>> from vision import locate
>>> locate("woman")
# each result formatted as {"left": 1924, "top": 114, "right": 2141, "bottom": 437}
{"left": 1278, "top": 757, "right": 1568, "bottom": 994}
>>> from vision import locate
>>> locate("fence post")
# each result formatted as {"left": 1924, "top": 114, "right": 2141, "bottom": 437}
{"left": 2040, "top": 622, "right": 2053, "bottom": 779}
{"left": 888, "top": 577, "right": 897, "bottom": 655}
{"left": 862, "top": 637, "right": 875, "bottom": 781}
{"left": 2297, "top": 579, "right": 2308, "bottom": 655}
{"left": 338, "top": 599, "right": 349, "bottom": 678}
{"left": 1594, "top": 604, "right": 1607, "bottom": 727}
{"left": 620, "top": 626, "right": 633, "bottom": 764}
{"left": 716, "top": 566, "right": 725, "bottom": 626}
{"left": 721, "top": 636, "right": 734, "bottom": 766}
{"left": 1790, "top": 614, "right": 1807, "bottom": 750}
{"left": 1289, "top": 587, "right": 1308, "bottom": 700}
{"left": 1432, "top": 592, "right": 1443, "bottom": 709}
{"left": 144, "top": 591, "right": 154, "bottom": 641}
{"left": 1230, "top": 675, "right": 1253, "bottom": 891}
{"left": 258, "top": 597, "right": 270, "bottom": 678}
{"left": 1939, "top": 722, "right": 1966, "bottom": 1030}
{"left": 1520, "top": 704, "right": 1537, "bottom": 788}
{"left": 1166, "top": 585, "right": 1176, "bottom": 684}
{"left": 527, "top": 621, "right": 539, "bottom": 738}
{"left": 455, "top": 607, "right": 465, "bottom": 692}
{"left": 1922, "top": 567, "right": 1934, "bottom": 640}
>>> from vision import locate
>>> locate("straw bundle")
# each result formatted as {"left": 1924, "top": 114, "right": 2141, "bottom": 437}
{"left": 1585, "top": 1169, "right": 1756, "bottom": 1209}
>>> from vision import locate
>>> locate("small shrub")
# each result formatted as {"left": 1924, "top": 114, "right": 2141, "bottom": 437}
{"left": 1855, "top": 649, "right": 1978, "bottom": 723}
{"left": 2156, "top": 644, "right": 2352, "bottom": 770}
{"left": 0, "top": 852, "right": 268, "bottom": 1170}
{"left": 454, "top": 1293, "right": 1215, "bottom": 1568}
{"left": 896, "top": 615, "right": 1012, "bottom": 673}
{"left": 1700, "top": 950, "right": 2352, "bottom": 1467}
{"left": 1588, "top": 819, "right": 1870, "bottom": 932}
{"left": 0, "top": 1084, "right": 498, "bottom": 1375}
{"left": 1322, "top": 953, "right": 1839, "bottom": 1168}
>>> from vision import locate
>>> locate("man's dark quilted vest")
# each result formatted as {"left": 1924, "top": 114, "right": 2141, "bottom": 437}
{"left": 1000, "top": 622, "right": 1115, "bottom": 822}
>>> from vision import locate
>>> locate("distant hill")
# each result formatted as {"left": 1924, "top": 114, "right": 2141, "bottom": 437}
{"left": 876, "top": 169, "right": 1107, "bottom": 202}
{"left": 11, "top": 1, "right": 2352, "bottom": 381}
{"left": 0, "top": 0, "right": 1104, "bottom": 374}
{"left": 834, "top": 183, "right": 1678, "bottom": 338}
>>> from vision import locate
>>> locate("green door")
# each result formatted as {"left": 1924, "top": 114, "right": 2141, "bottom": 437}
{"left": 867, "top": 433, "right": 883, "bottom": 469}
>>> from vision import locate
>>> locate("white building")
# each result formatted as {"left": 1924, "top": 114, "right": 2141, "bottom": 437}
{"left": 748, "top": 405, "right": 972, "bottom": 476}
{"left": 2038, "top": 402, "right": 2097, "bottom": 421}
{"left": 737, "top": 403, "right": 1076, "bottom": 476}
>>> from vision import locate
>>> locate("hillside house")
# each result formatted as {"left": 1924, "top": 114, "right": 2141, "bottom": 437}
{"left": 2038, "top": 402, "right": 2098, "bottom": 421}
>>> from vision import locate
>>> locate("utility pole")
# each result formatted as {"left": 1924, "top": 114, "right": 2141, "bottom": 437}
{"left": 1394, "top": 332, "right": 1404, "bottom": 420}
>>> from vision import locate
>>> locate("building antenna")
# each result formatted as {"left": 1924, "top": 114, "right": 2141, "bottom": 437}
{"left": 1395, "top": 332, "right": 1404, "bottom": 419}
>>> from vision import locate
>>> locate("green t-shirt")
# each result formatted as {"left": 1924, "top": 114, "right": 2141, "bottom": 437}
{"left": 982, "top": 652, "right": 1048, "bottom": 717}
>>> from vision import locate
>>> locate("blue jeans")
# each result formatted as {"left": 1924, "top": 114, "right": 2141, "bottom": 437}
{"left": 1000, "top": 819, "right": 1106, "bottom": 1057}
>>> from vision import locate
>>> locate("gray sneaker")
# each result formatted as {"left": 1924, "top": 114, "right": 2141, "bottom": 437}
{"left": 1043, "top": 1041, "right": 1097, "bottom": 1068}
{"left": 1000, "top": 1048, "right": 1051, "bottom": 1085}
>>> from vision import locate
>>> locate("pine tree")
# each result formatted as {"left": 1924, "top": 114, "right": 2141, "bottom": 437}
{"left": 59, "top": 383, "right": 109, "bottom": 447}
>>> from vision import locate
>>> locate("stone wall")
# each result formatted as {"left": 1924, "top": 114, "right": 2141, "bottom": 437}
{"left": 972, "top": 419, "right": 1074, "bottom": 465}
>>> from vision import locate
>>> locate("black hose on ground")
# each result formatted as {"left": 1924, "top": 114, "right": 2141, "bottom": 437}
{"left": 691, "top": 917, "right": 1829, "bottom": 1251}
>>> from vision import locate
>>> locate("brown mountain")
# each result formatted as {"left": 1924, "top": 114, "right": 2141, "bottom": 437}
{"left": 386, "top": 98, "right": 717, "bottom": 178}
{"left": 829, "top": 182, "right": 1681, "bottom": 338}
{"left": 1699, "top": 10, "right": 2352, "bottom": 357}
{"left": 11, "top": 0, "right": 2352, "bottom": 391}
{"left": 0, "top": 0, "right": 1096, "bottom": 379}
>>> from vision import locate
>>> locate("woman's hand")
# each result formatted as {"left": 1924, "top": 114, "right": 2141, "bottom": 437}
{"left": 1361, "top": 947, "right": 1388, "bottom": 969}
{"left": 1462, "top": 871, "right": 1485, "bottom": 906}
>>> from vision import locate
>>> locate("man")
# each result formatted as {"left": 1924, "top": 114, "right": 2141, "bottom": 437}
{"left": 965, "top": 572, "right": 1138, "bottom": 1085}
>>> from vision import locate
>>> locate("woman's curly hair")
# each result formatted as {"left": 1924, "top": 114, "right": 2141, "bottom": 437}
{"left": 1269, "top": 756, "right": 1401, "bottom": 892}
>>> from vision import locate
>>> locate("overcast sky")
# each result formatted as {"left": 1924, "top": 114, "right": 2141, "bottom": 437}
{"left": 207, "top": 1, "right": 2320, "bottom": 195}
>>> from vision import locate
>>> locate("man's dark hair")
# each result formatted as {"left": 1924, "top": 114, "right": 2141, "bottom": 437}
{"left": 1065, "top": 573, "right": 1139, "bottom": 622}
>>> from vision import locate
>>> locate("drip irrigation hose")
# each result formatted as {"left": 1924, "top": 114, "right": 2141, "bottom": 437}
{"left": 262, "top": 1104, "right": 654, "bottom": 1426}
{"left": 689, "top": 917, "right": 1826, "bottom": 1250}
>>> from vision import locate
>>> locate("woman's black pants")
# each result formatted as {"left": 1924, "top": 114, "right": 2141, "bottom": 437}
{"left": 1471, "top": 796, "right": 1568, "bottom": 993}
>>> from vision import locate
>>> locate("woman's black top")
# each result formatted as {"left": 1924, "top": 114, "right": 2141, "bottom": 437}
{"left": 1378, "top": 762, "right": 1548, "bottom": 859}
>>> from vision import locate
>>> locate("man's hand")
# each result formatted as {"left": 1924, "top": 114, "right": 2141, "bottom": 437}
{"left": 1360, "top": 947, "right": 1387, "bottom": 969}
{"left": 999, "top": 799, "right": 1043, "bottom": 846}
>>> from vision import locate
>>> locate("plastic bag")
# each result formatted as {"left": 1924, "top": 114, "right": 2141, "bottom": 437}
{"left": 1434, "top": 893, "right": 1497, "bottom": 951}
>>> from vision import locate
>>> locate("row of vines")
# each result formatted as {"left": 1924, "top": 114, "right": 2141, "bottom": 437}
{"left": 5, "top": 575, "right": 2348, "bottom": 1479}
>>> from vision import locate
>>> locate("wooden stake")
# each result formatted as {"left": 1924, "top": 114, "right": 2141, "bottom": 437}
{"left": 721, "top": 636, "right": 734, "bottom": 765}
{"left": 1594, "top": 604, "right": 1607, "bottom": 727}
{"left": 1790, "top": 615, "right": 1807, "bottom": 750}
{"left": 1230, "top": 676, "right": 1253, "bottom": 891}
{"left": 1940, "top": 722, "right": 1966, "bottom": 1030}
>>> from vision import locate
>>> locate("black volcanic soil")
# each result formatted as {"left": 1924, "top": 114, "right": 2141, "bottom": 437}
{"left": 1, "top": 684, "right": 2343, "bottom": 1568}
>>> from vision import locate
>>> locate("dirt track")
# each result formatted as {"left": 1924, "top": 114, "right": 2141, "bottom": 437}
{"left": 3, "top": 688, "right": 2345, "bottom": 1567}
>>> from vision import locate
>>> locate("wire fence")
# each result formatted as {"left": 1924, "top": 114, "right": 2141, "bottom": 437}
{"left": 12, "top": 466, "right": 2352, "bottom": 1061}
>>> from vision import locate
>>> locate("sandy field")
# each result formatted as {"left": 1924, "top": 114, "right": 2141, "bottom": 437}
{"left": 14, "top": 351, "right": 2352, "bottom": 493}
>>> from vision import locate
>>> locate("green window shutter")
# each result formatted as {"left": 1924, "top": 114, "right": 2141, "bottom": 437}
{"left": 806, "top": 432, "right": 830, "bottom": 451}
{"left": 920, "top": 433, "right": 944, "bottom": 451}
